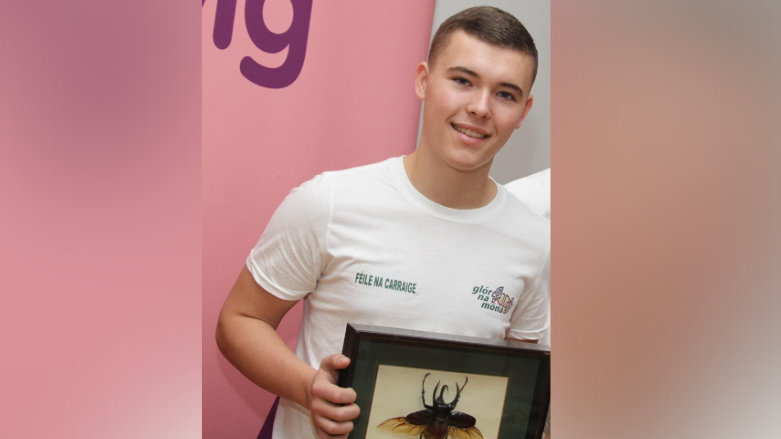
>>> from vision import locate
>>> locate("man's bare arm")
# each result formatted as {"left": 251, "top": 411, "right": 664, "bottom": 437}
{"left": 216, "top": 266, "right": 313, "bottom": 405}
{"left": 216, "top": 267, "right": 359, "bottom": 438}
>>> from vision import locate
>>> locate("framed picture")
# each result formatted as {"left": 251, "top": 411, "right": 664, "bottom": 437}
{"left": 338, "top": 324, "right": 550, "bottom": 439}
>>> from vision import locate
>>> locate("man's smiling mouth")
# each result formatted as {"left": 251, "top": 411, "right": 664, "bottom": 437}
{"left": 451, "top": 124, "right": 489, "bottom": 139}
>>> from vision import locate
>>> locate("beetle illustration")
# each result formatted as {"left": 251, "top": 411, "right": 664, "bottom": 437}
{"left": 377, "top": 373, "right": 484, "bottom": 439}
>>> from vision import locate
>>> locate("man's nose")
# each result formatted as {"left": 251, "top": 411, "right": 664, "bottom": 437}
{"left": 466, "top": 91, "right": 492, "bottom": 119}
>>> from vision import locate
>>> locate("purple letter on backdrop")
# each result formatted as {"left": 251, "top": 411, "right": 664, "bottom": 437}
{"left": 241, "top": 0, "right": 313, "bottom": 89}
{"left": 204, "top": 0, "right": 312, "bottom": 89}
{"left": 211, "top": 0, "right": 238, "bottom": 50}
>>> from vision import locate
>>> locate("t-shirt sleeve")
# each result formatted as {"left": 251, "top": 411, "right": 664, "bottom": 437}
{"left": 508, "top": 252, "right": 550, "bottom": 342}
{"left": 246, "top": 174, "right": 332, "bottom": 301}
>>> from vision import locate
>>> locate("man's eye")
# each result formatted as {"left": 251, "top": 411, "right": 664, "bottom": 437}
{"left": 454, "top": 77, "right": 471, "bottom": 86}
{"left": 497, "top": 91, "right": 516, "bottom": 101}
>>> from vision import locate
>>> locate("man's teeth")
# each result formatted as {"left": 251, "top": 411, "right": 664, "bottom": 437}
{"left": 453, "top": 125, "right": 487, "bottom": 139}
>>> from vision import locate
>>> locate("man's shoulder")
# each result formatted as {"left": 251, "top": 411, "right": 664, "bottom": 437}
{"left": 504, "top": 168, "right": 551, "bottom": 221}
{"left": 505, "top": 168, "right": 550, "bottom": 192}
{"left": 285, "top": 157, "right": 403, "bottom": 215}
{"left": 496, "top": 185, "right": 550, "bottom": 248}
{"left": 290, "top": 157, "right": 400, "bottom": 195}
{"left": 321, "top": 156, "right": 398, "bottom": 180}
{"left": 311, "top": 156, "right": 402, "bottom": 195}
{"left": 501, "top": 184, "right": 549, "bottom": 224}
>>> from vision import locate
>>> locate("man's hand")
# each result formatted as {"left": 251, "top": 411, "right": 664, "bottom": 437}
{"left": 308, "top": 354, "right": 360, "bottom": 439}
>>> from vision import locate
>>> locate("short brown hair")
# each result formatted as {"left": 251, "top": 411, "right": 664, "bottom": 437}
{"left": 428, "top": 6, "right": 538, "bottom": 83}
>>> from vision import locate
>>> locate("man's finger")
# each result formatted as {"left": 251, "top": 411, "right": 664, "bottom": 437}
{"left": 315, "top": 426, "right": 348, "bottom": 439}
{"left": 314, "top": 401, "right": 360, "bottom": 422}
{"left": 320, "top": 354, "right": 350, "bottom": 373}
{"left": 311, "top": 381, "right": 357, "bottom": 405}
{"left": 314, "top": 415, "right": 354, "bottom": 436}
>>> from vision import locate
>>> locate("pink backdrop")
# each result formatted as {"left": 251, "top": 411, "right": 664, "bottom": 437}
{"left": 202, "top": 1, "right": 436, "bottom": 437}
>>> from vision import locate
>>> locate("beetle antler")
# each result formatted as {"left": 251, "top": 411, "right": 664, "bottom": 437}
{"left": 449, "top": 376, "right": 469, "bottom": 407}
{"left": 421, "top": 373, "right": 432, "bottom": 408}
{"left": 439, "top": 384, "right": 449, "bottom": 401}
{"left": 459, "top": 376, "right": 468, "bottom": 393}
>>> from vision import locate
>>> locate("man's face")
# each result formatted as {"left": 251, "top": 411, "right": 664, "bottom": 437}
{"left": 416, "top": 31, "right": 536, "bottom": 174}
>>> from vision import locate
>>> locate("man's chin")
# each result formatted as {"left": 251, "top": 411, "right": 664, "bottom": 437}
{"left": 444, "top": 155, "right": 494, "bottom": 174}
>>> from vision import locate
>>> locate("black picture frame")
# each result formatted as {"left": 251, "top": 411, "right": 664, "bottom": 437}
{"left": 338, "top": 324, "right": 550, "bottom": 439}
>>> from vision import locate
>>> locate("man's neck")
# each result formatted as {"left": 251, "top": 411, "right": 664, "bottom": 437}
{"left": 403, "top": 150, "right": 497, "bottom": 210}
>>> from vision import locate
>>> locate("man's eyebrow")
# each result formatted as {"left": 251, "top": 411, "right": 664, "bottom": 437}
{"left": 447, "top": 66, "right": 524, "bottom": 95}
{"left": 447, "top": 66, "right": 479, "bottom": 77}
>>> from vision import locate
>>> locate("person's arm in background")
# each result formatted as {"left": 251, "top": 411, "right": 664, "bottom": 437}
{"left": 216, "top": 266, "right": 360, "bottom": 439}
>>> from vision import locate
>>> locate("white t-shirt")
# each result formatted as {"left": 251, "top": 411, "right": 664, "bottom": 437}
{"left": 505, "top": 168, "right": 550, "bottom": 220}
{"left": 247, "top": 157, "right": 550, "bottom": 439}
{"left": 506, "top": 168, "right": 551, "bottom": 348}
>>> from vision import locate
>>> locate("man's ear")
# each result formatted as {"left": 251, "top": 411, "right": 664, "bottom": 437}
{"left": 516, "top": 94, "right": 534, "bottom": 129}
{"left": 415, "top": 62, "right": 429, "bottom": 101}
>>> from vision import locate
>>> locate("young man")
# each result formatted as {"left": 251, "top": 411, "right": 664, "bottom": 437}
{"left": 216, "top": 7, "right": 549, "bottom": 439}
